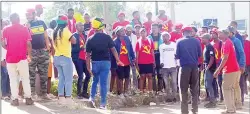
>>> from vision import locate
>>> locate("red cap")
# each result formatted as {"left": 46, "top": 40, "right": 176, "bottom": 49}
{"left": 182, "top": 26, "right": 193, "bottom": 32}
{"left": 210, "top": 28, "right": 218, "bottom": 35}
{"left": 35, "top": 4, "right": 43, "bottom": 9}
{"left": 175, "top": 23, "right": 183, "bottom": 29}
{"left": 26, "top": 8, "right": 35, "bottom": 14}
{"left": 118, "top": 12, "right": 125, "bottom": 17}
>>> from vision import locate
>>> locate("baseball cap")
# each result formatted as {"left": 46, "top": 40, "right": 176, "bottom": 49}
{"left": 182, "top": 26, "right": 193, "bottom": 32}
{"left": 175, "top": 23, "right": 183, "bottom": 29}
{"left": 115, "top": 26, "right": 123, "bottom": 35}
{"left": 139, "top": 28, "right": 146, "bottom": 33}
{"left": 125, "top": 25, "right": 133, "bottom": 31}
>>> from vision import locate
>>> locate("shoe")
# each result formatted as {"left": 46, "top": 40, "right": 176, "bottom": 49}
{"left": 47, "top": 93, "right": 56, "bottom": 99}
{"left": 82, "top": 93, "right": 89, "bottom": 99}
{"left": 58, "top": 97, "right": 66, "bottom": 105}
{"left": 100, "top": 105, "right": 106, "bottom": 110}
{"left": 172, "top": 98, "right": 177, "bottom": 103}
{"left": 2, "top": 96, "right": 10, "bottom": 101}
{"left": 89, "top": 98, "right": 96, "bottom": 108}
{"left": 218, "top": 100, "right": 224, "bottom": 105}
{"left": 77, "top": 96, "right": 84, "bottom": 99}
{"left": 25, "top": 98, "right": 34, "bottom": 105}
{"left": 32, "top": 94, "right": 41, "bottom": 101}
{"left": 166, "top": 99, "right": 173, "bottom": 102}
{"left": 204, "top": 102, "right": 216, "bottom": 108}
{"left": 158, "top": 91, "right": 164, "bottom": 95}
{"left": 11, "top": 99, "right": 19, "bottom": 106}
{"left": 220, "top": 111, "right": 236, "bottom": 114}
{"left": 40, "top": 94, "right": 52, "bottom": 100}
{"left": 235, "top": 103, "right": 242, "bottom": 110}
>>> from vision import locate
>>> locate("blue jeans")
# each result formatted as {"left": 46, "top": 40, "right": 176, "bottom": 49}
{"left": 90, "top": 61, "right": 111, "bottom": 106}
{"left": 73, "top": 59, "right": 91, "bottom": 96}
{"left": 54, "top": 56, "right": 73, "bottom": 97}
{"left": 1, "top": 66, "right": 10, "bottom": 96}
{"left": 205, "top": 69, "right": 215, "bottom": 102}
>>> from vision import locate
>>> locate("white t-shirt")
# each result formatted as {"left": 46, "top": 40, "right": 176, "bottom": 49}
{"left": 1, "top": 47, "right": 6, "bottom": 61}
{"left": 47, "top": 28, "right": 54, "bottom": 39}
{"left": 159, "top": 42, "right": 177, "bottom": 68}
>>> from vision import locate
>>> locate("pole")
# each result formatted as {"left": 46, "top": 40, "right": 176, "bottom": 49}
{"left": 103, "top": 2, "right": 108, "bottom": 24}
{"left": 170, "top": 1, "right": 176, "bottom": 24}
{"left": 155, "top": 2, "right": 158, "bottom": 15}
{"left": 230, "top": 2, "right": 235, "bottom": 21}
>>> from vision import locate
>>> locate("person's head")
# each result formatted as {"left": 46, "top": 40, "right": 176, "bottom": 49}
{"left": 115, "top": 26, "right": 126, "bottom": 37}
{"left": 10, "top": 13, "right": 20, "bottom": 24}
{"left": 140, "top": 28, "right": 147, "bottom": 38}
{"left": 191, "top": 27, "right": 198, "bottom": 37}
{"left": 227, "top": 26, "right": 236, "bottom": 38}
{"left": 1, "top": 19, "right": 9, "bottom": 29}
{"left": 26, "top": 8, "right": 36, "bottom": 22}
{"left": 135, "top": 24, "right": 141, "bottom": 34}
{"left": 218, "top": 29, "right": 230, "bottom": 41}
{"left": 49, "top": 20, "right": 57, "bottom": 29}
{"left": 76, "top": 22, "right": 84, "bottom": 33}
{"left": 202, "top": 26, "right": 209, "bottom": 33}
{"left": 132, "top": 11, "right": 140, "bottom": 20}
{"left": 151, "top": 23, "right": 159, "bottom": 34}
{"left": 161, "top": 32, "right": 171, "bottom": 43}
{"left": 92, "top": 17, "right": 105, "bottom": 32}
{"left": 159, "top": 10, "right": 165, "bottom": 16}
{"left": 146, "top": 12, "right": 152, "bottom": 21}
{"left": 210, "top": 28, "right": 219, "bottom": 40}
{"left": 175, "top": 23, "right": 183, "bottom": 33}
{"left": 117, "top": 12, "right": 125, "bottom": 22}
{"left": 182, "top": 26, "right": 193, "bottom": 37}
{"left": 201, "top": 33, "right": 211, "bottom": 45}
{"left": 125, "top": 25, "right": 133, "bottom": 36}
{"left": 230, "top": 21, "right": 238, "bottom": 29}
{"left": 242, "top": 33, "right": 248, "bottom": 40}
{"left": 35, "top": 4, "right": 43, "bottom": 16}
{"left": 84, "top": 13, "right": 90, "bottom": 23}
{"left": 67, "top": 8, "right": 74, "bottom": 19}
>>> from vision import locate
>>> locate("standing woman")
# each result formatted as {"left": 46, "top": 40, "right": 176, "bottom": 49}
{"left": 53, "top": 15, "right": 76, "bottom": 105}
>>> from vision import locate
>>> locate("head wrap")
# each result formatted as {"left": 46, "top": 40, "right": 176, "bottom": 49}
{"left": 92, "top": 17, "right": 105, "bottom": 30}
{"left": 57, "top": 15, "right": 68, "bottom": 25}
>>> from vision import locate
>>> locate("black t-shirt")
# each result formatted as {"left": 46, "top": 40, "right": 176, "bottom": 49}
{"left": 29, "top": 20, "right": 47, "bottom": 49}
{"left": 203, "top": 43, "right": 217, "bottom": 72}
{"left": 84, "top": 22, "right": 91, "bottom": 32}
{"left": 86, "top": 33, "right": 115, "bottom": 61}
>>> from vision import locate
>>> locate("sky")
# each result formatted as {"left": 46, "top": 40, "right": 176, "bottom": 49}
{"left": 2, "top": 2, "right": 249, "bottom": 31}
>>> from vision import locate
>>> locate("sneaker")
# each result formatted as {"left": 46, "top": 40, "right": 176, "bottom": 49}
{"left": 32, "top": 94, "right": 41, "bottom": 101}
{"left": 204, "top": 102, "right": 216, "bottom": 108}
{"left": 218, "top": 100, "right": 224, "bottom": 105}
{"left": 89, "top": 98, "right": 96, "bottom": 108}
{"left": 100, "top": 105, "right": 106, "bottom": 110}
{"left": 47, "top": 93, "right": 56, "bottom": 99}
{"left": 158, "top": 91, "right": 164, "bottom": 95}
{"left": 172, "top": 98, "right": 177, "bottom": 103}
{"left": 77, "top": 96, "right": 84, "bottom": 99}
{"left": 235, "top": 103, "right": 242, "bottom": 110}
{"left": 11, "top": 99, "right": 19, "bottom": 106}
{"left": 82, "top": 93, "right": 89, "bottom": 99}
{"left": 220, "top": 111, "right": 236, "bottom": 114}
{"left": 58, "top": 97, "right": 66, "bottom": 105}
{"left": 40, "top": 94, "right": 52, "bottom": 101}
{"left": 166, "top": 99, "right": 173, "bottom": 102}
{"left": 25, "top": 98, "right": 34, "bottom": 105}
{"left": 2, "top": 96, "right": 10, "bottom": 101}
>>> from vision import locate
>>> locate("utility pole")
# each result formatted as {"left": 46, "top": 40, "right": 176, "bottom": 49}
{"left": 230, "top": 2, "right": 235, "bottom": 21}
{"left": 103, "top": 2, "right": 108, "bottom": 24}
{"left": 155, "top": 2, "right": 158, "bottom": 15}
{"left": 170, "top": 1, "right": 176, "bottom": 24}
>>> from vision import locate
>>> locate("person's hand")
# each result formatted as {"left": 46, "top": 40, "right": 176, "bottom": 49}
{"left": 117, "top": 60, "right": 124, "bottom": 66}
{"left": 199, "top": 65, "right": 203, "bottom": 71}
{"left": 153, "top": 63, "right": 156, "bottom": 68}
{"left": 88, "top": 69, "right": 93, "bottom": 77}
{"left": 213, "top": 69, "right": 220, "bottom": 78}
{"left": 240, "top": 67, "right": 245, "bottom": 74}
{"left": 160, "top": 63, "right": 164, "bottom": 68}
{"left": 1, "top": 60, "right": 6, "bottom": 67}
{"left": 136, "top": 64, "right": 140, "bottom": 72}
{"left": 27, "top": 55, "right": 32, "bottom": 63}
{"left": 73, "top": 74, "right": 78, "bottom": 79}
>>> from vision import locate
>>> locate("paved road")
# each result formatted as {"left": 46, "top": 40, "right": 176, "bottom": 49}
{"left": 1, "top": 98, "right": 249, "bottom": 114}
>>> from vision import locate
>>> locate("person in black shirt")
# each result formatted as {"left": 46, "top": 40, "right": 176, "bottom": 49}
{"left": 86, "top": 18, "right": 123, "bottom": 109}
{"left": 201, "top": 33, "right": 217, "bottom": 108}
{"left": 83, "top": 13, "right": 91, "bottom": 35}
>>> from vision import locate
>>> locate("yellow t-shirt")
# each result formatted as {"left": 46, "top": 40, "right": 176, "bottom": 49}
{"left": 54, "top": 28, "right": 72, "bottom": 58}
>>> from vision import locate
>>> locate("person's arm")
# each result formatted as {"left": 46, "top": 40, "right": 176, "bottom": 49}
{"left": 236, "top": 40, "right": 246, "bottom": 68}
{"left": 207, "top": 50, "right": 215, "bottom": 70}
{"left": 197, "top": 39, "right": 202, "bottom": 58}
{"left": 67, "top": 30, "right": 76, "bottom": 44}
{"left": 175, "top": 41, "right": 180, "bottom": 59}
{"left": 159, "top": 45, "right": 164, "bottom": 64}
{"left": 85, "top": 39, "right": 93, "bottom": 76}
{"left": 128, "top": 39, "right": 135, "bottom": 61}
{"left": 216, "top": 54, "right": 228, "bottom": 72}
{"left": 42, "top": 21, "right": 51, "bottom": 50}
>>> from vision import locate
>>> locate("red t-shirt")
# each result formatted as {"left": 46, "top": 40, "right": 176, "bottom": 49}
{"left": 170, "top": 31, "right": 182, "bottom": 42}
{"left": 143, "top": 21, "right": 153, "bottom": 35}
{"left": 119, "top": 40, "right": 130, "bottom": 66}
{"left": 112, "top": 21, "right": 130, "bottom": 30}
{"left": 159, "top": 16, "right": 173, "bottom": 32}
{"left": 211, "top": 40, "right": 222, "bottom": 64}
{"left": 2, "top": 24, "right": 32, "bottom": 63}
{"left": 79, "top": 33, "right": 86, "bottom": 60}
{"left": 221, "top": 38, "right": 240, "bottom": 73}
{"left": 135, "top": 39, "right": 154, "bottom": 64}
{"left": 244, "top": 40, "right": 250, "bottom": 66}
{"left": 195, "top": 37, "right": 204, "bottom": 64}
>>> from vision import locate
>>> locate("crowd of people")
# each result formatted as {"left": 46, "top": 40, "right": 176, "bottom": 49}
{"left": 1, "top": 3, "right": 250, "bottom": 114}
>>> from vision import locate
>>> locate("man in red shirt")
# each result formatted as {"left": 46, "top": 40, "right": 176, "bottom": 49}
{"left": 155, "top": 10, "right": 173, "bottom": 32}
{"left": 214, "top": 29, "right": 241, "bottom": 114}
{"left": 243, "top": 33, "right": 250, "bottom": 95}
{"left": 143, "top": 12, "right": 153, "bottom": 35}
{"left": 1, "top": 13, "right": 34, "bottom": 106}
{"left": 112, "top": 12, "right": 130, "bottom": 30}
{"left": 135, "top": 28, "right": 155, "bottom": 94}
{"left": 130, "top": 11, "right": 142, "bottom": 28}
{"left": 67, "top": 8, "right": 76, "bottom": 33}
{"left": 170, "top": 23, "right": 183, "bottom": 42}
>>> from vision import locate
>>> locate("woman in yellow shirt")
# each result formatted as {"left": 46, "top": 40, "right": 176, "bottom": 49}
{"left": 53, "top": 15, "right": 76, "bottom": 105}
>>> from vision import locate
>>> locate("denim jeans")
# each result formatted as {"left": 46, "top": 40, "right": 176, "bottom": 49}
{"left": 54, "top": 56, "right": 73, "bottom": 97}
{"left": 73, "top": 59, "right": 91, "bottom": 96}
{"left": 161, "top": 67, "right": 177, "bottom": 98}
{"left": 1, "top": 66, "right": 10, "bottom": 96}
{"left": 204, "top": 69, "right": 215, "bottom": 102}
{"left": 90, "top": 61, "right": 111, "bottom": 106}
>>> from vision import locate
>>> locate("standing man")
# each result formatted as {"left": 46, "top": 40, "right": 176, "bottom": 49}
{"left": 2, "top": 13, "right": 34, "bottom": 106}
{"left": 201, "top": 33, "right": 217, "bottom": 108}
{"left": 155, "top": 10, "right": 173, "bottom": 32}
{"left": 130, "top": 11, "right": 142, "bottom": 28}
{"left": 112, "top": 12, "right": 130, "bottom": 30}
{"left": 159, "top": 32, "right": 178, "bottom": 102}
{"left": 35, "top": 4, "right": 43, "bottom": 20}
{"left": 148, "top": 23, "right": 164, "bottom": 94}
{"left": 26, "top": 8, "right": 51, "bottom": 100}
{"left": 214, "top": 29, "right": 241, "bottom": 114}
{"left": 67, "top": 8, "right": 76, "bottom": 33}
{"left": 86, "top": 18, "right": 123, "bottom": 109}
{"left": 143, "top": 12, "right": 153, "bottom": 35}
{"left": 243, "top": 33, "right": 250, "bottom": 95}
{"left": 83, "top": 13, "right": 91, "bottom": 36}
{"left": 230, "top": 21, "right": 244, "bottom": 47}
{"left": 228, "top": 26, "right": 246, "bottom": 107}
{"left": 170, "top": 23, "right": 183, "bottom": 42}
{"left": 176, "top": 26, "right": 201, "bottom": 114}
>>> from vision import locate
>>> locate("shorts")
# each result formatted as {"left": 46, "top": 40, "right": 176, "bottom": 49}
{"left": 138, "top": 64, "right": 154, "bottom": 75}
{"left": 116, "top": 65, "right": 130, "bottom": 79}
